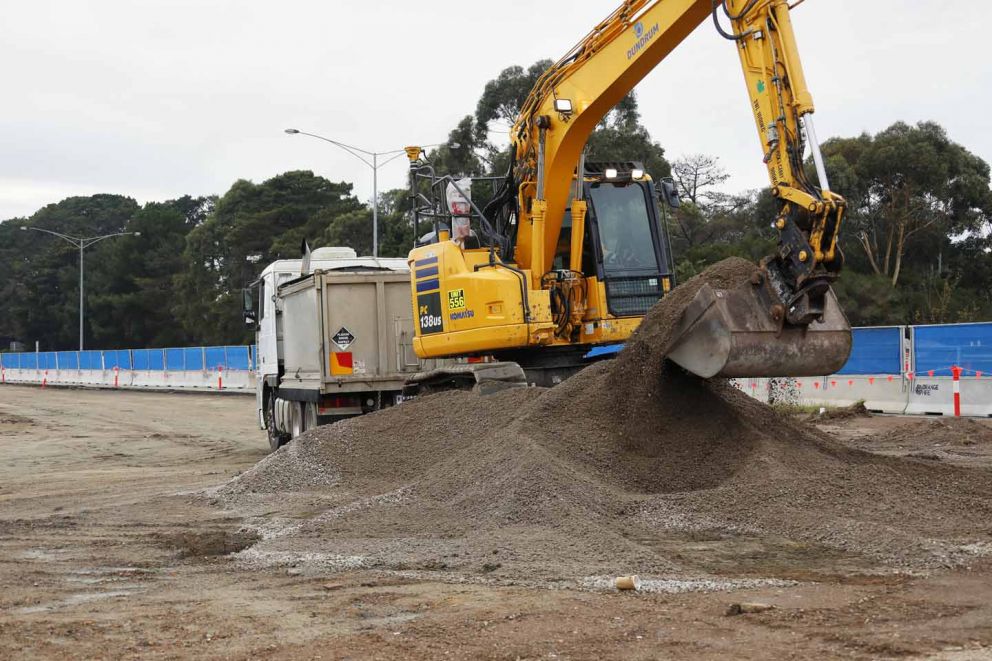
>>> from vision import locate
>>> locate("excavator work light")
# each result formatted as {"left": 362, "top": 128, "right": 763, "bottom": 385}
{"left": 604, "top": 168, "right": 618, "bottom": 179}
{"left": 553, "top": 98, "right": 573, "bottom": 115}
{"left": 631, "top": 168, "right": 644, "bottom": 180}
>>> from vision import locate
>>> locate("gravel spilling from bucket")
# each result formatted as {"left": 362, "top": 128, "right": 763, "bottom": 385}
{"left": 218, "top": 258, "right": 992, "bottom": 586}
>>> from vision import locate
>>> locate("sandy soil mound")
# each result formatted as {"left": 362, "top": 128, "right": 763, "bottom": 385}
{"left": 219, "top": 258, "right": 992, "bottom": 584}
{"left": 876, "top": 417, "right": 992, "bottom": 448}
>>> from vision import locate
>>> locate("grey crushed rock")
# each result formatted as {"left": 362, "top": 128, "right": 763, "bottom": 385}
{"left": 217, "top": 258, "right": 992, "bottom": 587}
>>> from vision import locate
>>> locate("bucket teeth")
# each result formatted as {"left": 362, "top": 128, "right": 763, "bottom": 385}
{"left": 666, "top": 282, "right": 851, "bottom": 379}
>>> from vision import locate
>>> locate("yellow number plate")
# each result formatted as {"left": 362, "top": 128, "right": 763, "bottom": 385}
{"left": 447, "top": 288, "right": 466, "bottom": 310}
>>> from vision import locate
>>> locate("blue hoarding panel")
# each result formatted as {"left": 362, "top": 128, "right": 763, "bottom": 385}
{"left": 914, "top": 323, "right": 992, "bottom": 376}
{"left": 57, "top": 351, "right": 79, "bottom": 370}
{"left": 42, "top": 352, "right": 58, "bottom": 370}
{"left": 132, "top": 350, "right": 148, "bottom": 370}
{"left": 836, "top": 327, "right": 902, "bottom": 375}
{"left": 204, "top": 347, "right": 226, "bottom": 370}
{"left": 225, "top": 346, "right": 250, "bottom": 370}
{"left": 103, "top": 350, "right": 130, "bottom": 370}
{"left": 1, "top": 344, "right": 260, "bottom": 374}
{"left": 165, "top": 348, "right": 184, "bottom": 371}
{"left": 133, "top": 349, "right": 164, "bottom": 371}
{"left": 79, "top": 351, "right": 102, "bottom": 369}
{"left": 183, "top": 347, "right": 204, "bottom": 371}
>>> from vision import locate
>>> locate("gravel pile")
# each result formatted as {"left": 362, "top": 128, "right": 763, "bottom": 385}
{"left": 218, "top": 258, "right": 992, "bottom": 586}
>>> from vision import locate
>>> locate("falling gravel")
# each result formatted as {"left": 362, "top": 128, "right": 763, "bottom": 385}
{"left": 218, "top": 258, "right": 992, "bottom": 587}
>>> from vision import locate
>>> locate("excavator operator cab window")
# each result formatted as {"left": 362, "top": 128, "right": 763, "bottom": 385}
{"left": 587, "top": 180, "right": 673, "bottom": 317}
{"left": 589, "top": 182, "right": 661, "bottom": 274}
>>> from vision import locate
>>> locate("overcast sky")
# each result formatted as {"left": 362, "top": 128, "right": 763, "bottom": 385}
{"left": 3, "top": 1, "right": 990, "bottom": 220}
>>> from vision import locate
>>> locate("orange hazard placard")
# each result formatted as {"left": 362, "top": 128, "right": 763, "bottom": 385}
{"left": 330, "top": 351, "right": 353, "bottom": 376}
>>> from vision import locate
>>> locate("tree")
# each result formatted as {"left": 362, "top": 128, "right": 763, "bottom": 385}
{"left": 376, "top": 188, "right": 417, "bottom": 257}
{"left": 86, "top": 197, "right": 210, "bottom": 348}
{"left": 175, "top": 171, "right": 368, "bottom": 344}
{"left": 822, "top": 121, "right": 992, "bottom": 287}
{"left": 671, "top": 154, "right": 730, "bottom": 206}
{"left": 666, "top": 154, "right": 732, "bottom": 249}
{"left": 584, "top": 92, "right": 670, "bottom": 180}
{"left": 429, "top": 116, "right": 485, "bottom": 177}
{"left": 475, "top": 60, "right": 553, "bottom": 142}
{"left": 0, "top": 195, "right": 140, "bottom": 350}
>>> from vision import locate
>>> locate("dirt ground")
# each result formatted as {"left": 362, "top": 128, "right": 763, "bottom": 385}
{"left": 2, "top": 385, "right": 992, "bottom": 660}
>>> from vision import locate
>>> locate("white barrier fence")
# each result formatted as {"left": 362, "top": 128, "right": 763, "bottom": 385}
{"left": 733, "top": 373, "right": 992, "bottom": 417}
{"left": 0, "top": 366, "right": 254, "bottom": 393}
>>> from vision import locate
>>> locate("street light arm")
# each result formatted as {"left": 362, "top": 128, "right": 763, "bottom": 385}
{"left": 289, "top": 130, "right": 376, "bottom": 168}
{"left": 22, "top": 226, "right": 81, "bottom": 246}
{"left": 80, "top": 231, "right": 140, "bottom": 249}
{"left": 284, "top": 131, "right": 451, "bottom": 259}
{"left": 378, "top": 151, "right": 409, "bottom": 168}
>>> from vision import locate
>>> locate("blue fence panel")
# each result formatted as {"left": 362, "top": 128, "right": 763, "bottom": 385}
{"left": 165, "top": 348, "right": 185, "bottom": 371}
{"left": 914, "top": 323, "right": 992, "bottom": 376}
{"left": 57, "top": 351, "right": 79, "bottom": 370}
{"left": 182, "top": 347, "right": 204, "bottom": 371}
{"left": 204, "top": 346, "right": 227, "bottom": 370}
{"left": 2, "top": 344, "right": 258, "bottom": 374}
{"left": 225, "top": 346, "right": 250, "bottom": 370}
{"left": 837, "top": 327, "right": 903, "bottom": 375}
{"left": 106, "top": 350, "right": 132, "bottom": 370}
{"left": 133, "top": 349, "right": 165, "bottom": 371}
{"left": 132, "top": 350, "right": 149, "bottom": 370}
{"left": 41, "top": 352, "right": 58, "bottom": 370}
{"left": 79, "top": 350, "right": 102, "bottom": 369}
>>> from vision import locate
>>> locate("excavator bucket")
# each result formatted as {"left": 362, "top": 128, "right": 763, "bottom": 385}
{"left": 666, "top": 281, "right": 852, "bottom": 379}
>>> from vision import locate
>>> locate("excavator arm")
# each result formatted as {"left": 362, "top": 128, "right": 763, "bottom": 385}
{"left": 508, "top": 0, "right": 851, "bottom": 377}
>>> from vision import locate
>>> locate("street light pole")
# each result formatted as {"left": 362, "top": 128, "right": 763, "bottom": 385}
{"left": 79, "top": 241, "right": 84, "bottom": 352}
{"left": 20, "top": 226, "right": 140, "bottom": 351}
{"left": 284, "top": 129, "right": 450, "bottom": 258}
{"left": 372, "top": 151, "right": 378, "bottom": 258}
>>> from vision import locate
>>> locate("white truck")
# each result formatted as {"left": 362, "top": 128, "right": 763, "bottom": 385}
{"left": 246, "top": 247, "right": 435, "bottom": 451}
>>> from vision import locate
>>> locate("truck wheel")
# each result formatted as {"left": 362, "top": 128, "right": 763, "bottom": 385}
{"left": 266, "top": 395, "right": 290, "bottom": 452}
{"left": 303, "top": 402, "right": 318, "bottom": 432}
{"left": 290, "top": 401, "right": 304, "bottom": 438}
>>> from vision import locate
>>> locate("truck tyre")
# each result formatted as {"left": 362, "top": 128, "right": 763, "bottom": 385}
{"left": 304, "top": 402, "right": 318, "bottom": 432}
{"left": 290, "top": 401, "right": 304, "bottom": 438}
{"left": 266, "top": 394, "right": 290, "bottom": 452}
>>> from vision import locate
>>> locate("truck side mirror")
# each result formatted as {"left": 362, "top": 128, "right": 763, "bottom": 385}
{"left": 243, "top": 288, "right": 257, "bottom": 326}
{"left": 657, "top": 177, "right": 681, "bottom": 209}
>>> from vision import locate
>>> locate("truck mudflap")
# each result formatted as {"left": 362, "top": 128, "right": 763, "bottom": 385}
{"left": 667, "top": 281, "right": 852, "bottom": 379}
{"left": 402, "top": 361, "right": 528, "bottom": 397}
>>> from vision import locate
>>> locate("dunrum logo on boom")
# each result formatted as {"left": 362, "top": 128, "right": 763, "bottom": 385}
{"left": 627, "top": 21, "right": 659, "bottom": 60}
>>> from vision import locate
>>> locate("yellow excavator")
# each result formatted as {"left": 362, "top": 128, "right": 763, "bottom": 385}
{"left": 404, "top": 0, "right": 851, "bottom": 389}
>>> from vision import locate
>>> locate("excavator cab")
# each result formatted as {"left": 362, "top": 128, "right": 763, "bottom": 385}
{"left": 572, "top": 163, "right": 677, "bottom": 318}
